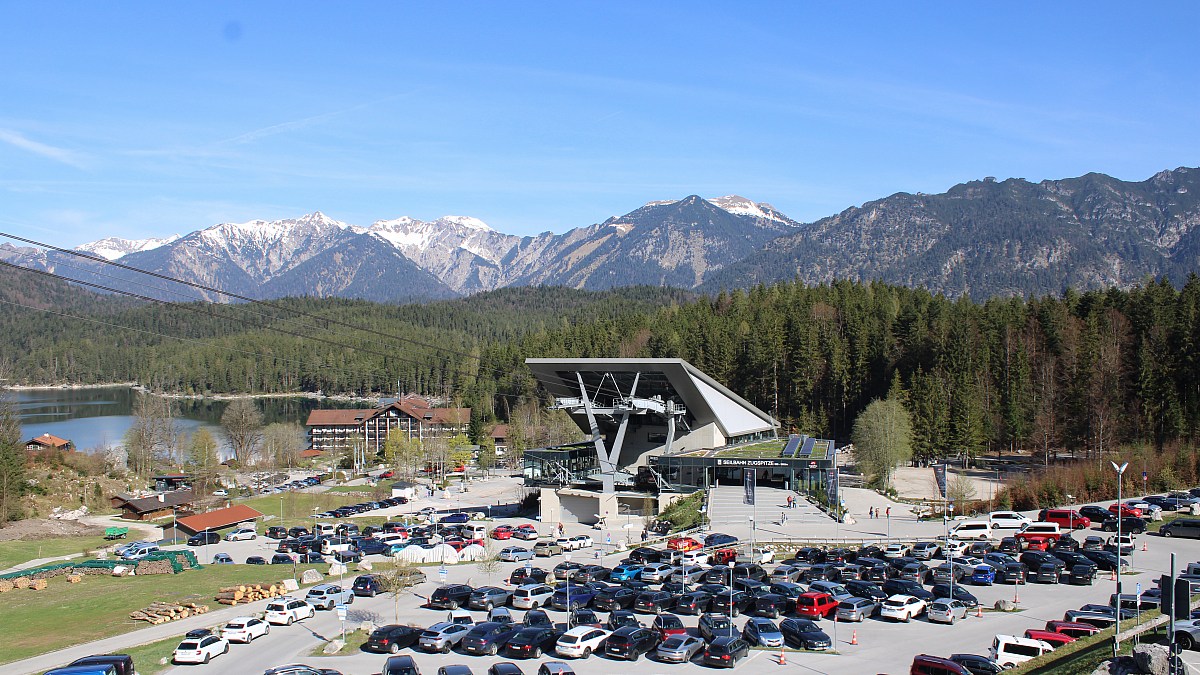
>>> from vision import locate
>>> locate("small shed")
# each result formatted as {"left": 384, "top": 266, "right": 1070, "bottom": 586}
{"left": 111, "top": 489, "right": 195, "bottom": 521}
{"left": 168, "top": 504, "right": 265, "bottom": 538}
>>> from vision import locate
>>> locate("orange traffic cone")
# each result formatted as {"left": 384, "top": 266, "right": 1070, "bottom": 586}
{"left": 778, "top": 647, "right": 786, "bottom": 665}
{"left": 1142, "top": 541, "right": 1148, "bottom": 552}
{"left": 1110, "top": 569, "right": 1117, "bottom": 581}
{"left": 850, "top": 630, "right": 858, "bottom": 645}
{"left": 976, "top": 604, "right": 984, "bottom": 618}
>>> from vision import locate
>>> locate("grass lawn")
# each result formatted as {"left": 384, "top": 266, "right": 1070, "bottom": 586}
{"left": 325, "top": 486, "right": 377, "bottom": 494}
{"left": 308, "top": 628, "right": 370, "bottom": 656}
{"left": 0, "top": 562, "right": 326, "bottom": 665}
{"left": 118, "top": 634, "right": 184, "bottom": 675}
{"left": 714, "top": 440, "right": 784, "bottom": 458}
{"left": 237, "top": 491, "right": 385, "bottom": 528}
{"left": 0, "top": 536, "right": 111, "bottom": 571}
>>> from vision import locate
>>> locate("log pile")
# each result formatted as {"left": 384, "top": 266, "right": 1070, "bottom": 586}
{"left": 129, "top": 601, "right": 211, "bottom": 624}
{"left": 134, "top": 558, "right": 176, "bottom": 576}
{"left": 215, "top": 583, "right": 284, "bottom": 605}
{"left": 66, "top": 574, "right": 83, "bottom": 584}
{"left": 14, "top": 577, "right": 31, "bottom": 589}
{"left": 29, "top": 578, "right": 48, "bottom": 590}
{"left": 0, "top": 579, "right": 14, "bottom": 593}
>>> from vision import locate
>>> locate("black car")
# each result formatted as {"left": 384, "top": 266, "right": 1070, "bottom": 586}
{"left": 1079, "top": 505, "right": 1112, "bottom": 522}
{"left": 702, "top": 636, "right": 750, "bottom": 668}
{"left": 357, "top": 539, "right": 390, "bottom": 556}
{"left": 698, "top": 613, "right": 741, "bottom": 642}
{"left": 997, "top": 537, "right": 1020, "bottom": 555}
{"left": 1019, "top": 551, "right": 1059, "bottom": 570}
{"left": 299, "top": 551, "right": 325, "bottom": 563}
{"left": 429, "top": 584, "right": 474, "bottom": 610}
{"left": 333, "top": 549, "right": 362, "bottom": 564}
{"left": 509, "top": 567, "right": 549, "bottom": 585}
{"left": 570, "top": 608, "right": 602, "bottom": 628}
{"left": 65, "top": 655, "right": 136, "bottom": 675}
{"left": 827, "top": 547, "right": 857, "bottom": 563}
{"left": 930, "top": 583, "right": 979, "bottom": 608}
{"left": 633, "top": 590, "right": 677, "bottom": 615}
{"left": 246, "top": 556, "right": 267, "bottom": 565}
{"left": 607, "top": 609, "right": 643, "bottom": 632}
{"left": 1102, "top": 516, "right": 1147, "bottom": 534}
{"left": 628, "top": 547, "right": 664, "bottom": 564}
{"left": 704, "top": 533, "right": 738, "bottom": 548}
{"left": 855, "top": 557, "right": 890, "bottom": 581}
{"left": 576, "top": 565, "right": 610, "bottom": 583}
{"left": 779, "top": 618, "right": 832, "bottom": 650}
{"left": 754, "top": 594, "right": 790, "bottom": 618}
{"left": 674, "top": 590, "right": 712, "bottom": 615}
{"left": 705, "top": 565, "right": 734, "bottom": 585}
{"left": 803, "top": 564, "right": 842, "bottom": 582}
{"left": 844, "top": 580, "right": 888, "bottom": 602}
{"left": 1053, "top": 535, "right": 1080, "bottom": 552}
{"left": 993, "top": 562, "right": 1028, "bottom": 584}
{"left": 950, "top": 653, "right": 1004, "bottom": 675}
{"left": 460, "top": 622, "right": 521, "bottom": 656}
{"left": 1068, "top": 563, "right": 1098, "bottom": 585}
{"left": 288, "top": 526, "right": 310, "bottom": 538}
{"left": 187, "top": 530, "right": 221, "bottom": 546}
{"left": 265, "top": 526, "right": 288, "bottom": 539}
{"left": 709, "top": 590, "right": 753, "bottom": 616}
{"left": 365, "top": 624, "right": 422, "bottom": 654}
{"left": 731, "top": 564, "right": 767, "bottom": 582}
{"left": 881, "top": 579, "right": 934, "bottom": 602}
{"left": 503, "top": 626, "right": 560, "bottom": 659}
{"left": 1082, "top": 550, "right": 1126, "bottom": 571}
{"left": 352, "top": 574, "right": 383, "bottom": 597}
{"left": 270, "top": 553, "right": 294, "bottom": 564}
{"left": 523, "top": 609, "right": 553, "bottom": 628}
{"left": 593, "top": 586, "right": 640, "bottom": 611}
{"left": 604, "top": 626, "right": 660, "bottom": 661}
{"left": 790, "top": 547, "right": 827, "bottom": 564}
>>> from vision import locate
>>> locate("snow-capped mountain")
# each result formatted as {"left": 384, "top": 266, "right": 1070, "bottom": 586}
{"left": 706, "top": 195, "right": 796, "bottom": 225}
{"left": 76, "top": 234, "right": 181, "bottom": 261}
{"left": 367, "top": 215, "right": 523, "bottom": 294}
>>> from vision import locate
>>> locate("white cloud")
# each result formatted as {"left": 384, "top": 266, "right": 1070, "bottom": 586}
{"left": 0, "top": 128, "right": 87, "bottom": 169}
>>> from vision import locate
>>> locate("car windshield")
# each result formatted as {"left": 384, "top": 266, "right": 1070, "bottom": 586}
{"left": 662, "top": 637, "right": 686, "bottom": 648}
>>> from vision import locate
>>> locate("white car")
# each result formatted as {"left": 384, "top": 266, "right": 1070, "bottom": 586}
{"left": 556, "top": 537, "right": 578, "bottom": 551}
{"left": 569, "top": 535, "right": 593, "bottom": 549}
{"left": 265, "top": 597, "right": 316, "bottom": 625}
{"left": 680, "top": 550, "right": 709, "bottom": 566}
{"left": 1127, "top": 501, "right": 1163, "bottom": 521}
{"left": 883, "top": 543, "right": 911, "bottom": 559}
{"left": 879, "top": 594, "right": 927, "bottom": 622}
{"left": 172, "top": 634, "right": 229, "bottom": 664}
{"left": 212, "top": 489, "right": 228, "bottom": 496}
{"left": 988, "top": 511, "right": 1032, "bottom": 530}
{"left": 940, "top": 539, "right": 971, "bottom": 557}
{"left": 555, "top": 625, "right": 611, "bottom": 658}
{"left": 225, "top": 527, "right": 257, "bottom": 541}
{"left": 221, "top": 616, "right": 270, "bottom": 643}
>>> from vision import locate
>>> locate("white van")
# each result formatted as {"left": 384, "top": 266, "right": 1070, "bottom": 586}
{"left": 950, "top": 520, "right": 996, "bottom": 541}
{"left": 989, "top": 634, "right": 1053, "bottom": 667}
{"left": 463, "top": 524, "right": 488, "bottom": 539}
{"left": 511, "top": 583, "right": 554, "bottom": 610}
{"left": 313, "top": 522, "right": 337, "bottom": 536}
{"left": 1018, "top": 522, "right": 1062, "bottom": 537}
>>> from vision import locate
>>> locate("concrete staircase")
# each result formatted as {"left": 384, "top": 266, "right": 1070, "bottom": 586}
{"left": 706, "top": 484, "right": 828, "bottom": 527}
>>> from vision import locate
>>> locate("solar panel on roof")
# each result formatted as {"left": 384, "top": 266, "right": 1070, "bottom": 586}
{"left": 798, "top": 438, "right": 816, "bottom": 458}
{"left": 781, "top": 435, "right": 802, "bottom": 458}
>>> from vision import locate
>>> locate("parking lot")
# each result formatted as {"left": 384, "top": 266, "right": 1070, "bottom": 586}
{"left": 101, "top": 500, "right": 1194, "bottom": 675}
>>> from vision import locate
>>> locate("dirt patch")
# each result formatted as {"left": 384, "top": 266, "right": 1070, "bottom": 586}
{"left": 0, "top": 518, "right": 104, "bottom": 542}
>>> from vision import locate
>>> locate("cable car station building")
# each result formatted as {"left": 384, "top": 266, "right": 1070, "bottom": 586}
{"left": 523, "top": 358, "right": 837, "bottom": 524}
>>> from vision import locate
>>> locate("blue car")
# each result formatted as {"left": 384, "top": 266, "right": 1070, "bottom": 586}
{"left": 551, "top": 582, "right": 602, "bottom": 610}
{"left": 440, "top": 512, "right": 470, "bottom": 524}
{"left": 610, "top": 564, "right": 646, "bottom": 582}
{"left": 971, "top": 565, "right": 996, "bottom": 585}
{"left": 356, "top": 539, "right": 390, "bottom": 555}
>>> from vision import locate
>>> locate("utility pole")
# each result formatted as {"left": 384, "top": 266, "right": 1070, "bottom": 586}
{"left": 1111, "top": 461, "right": 1128, "bottom": 659}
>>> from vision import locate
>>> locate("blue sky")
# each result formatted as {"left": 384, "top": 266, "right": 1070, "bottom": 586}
{"left": 2, "top": 3, "right": 1197, "bottom": 245}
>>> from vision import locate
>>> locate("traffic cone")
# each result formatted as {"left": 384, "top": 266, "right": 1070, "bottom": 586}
{"left": 1110, "top": 568, "right": 1117, "bottom": 581}
{"left": 976, "top": 604, "right": 984, "bottom": 618}
{"left": 850, "top": 630, "right": 858, "bottom": 645}
{"left": 1013, "top": 586, "right": 1020, "bottom": 604}
{"left": 1142, "top": 541, "right": 1148, "bottom": 552}
{"left": 778, "top": 647, "right": 786, "bottom": 665}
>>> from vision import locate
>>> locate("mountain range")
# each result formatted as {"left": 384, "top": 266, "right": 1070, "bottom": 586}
{"left": 2, "top": 169, "right": 1198, "bottom": 302}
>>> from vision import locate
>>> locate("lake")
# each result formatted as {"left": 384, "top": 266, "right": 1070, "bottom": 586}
{"left": 8, "top": 386, "right": 371, "bottom": 453}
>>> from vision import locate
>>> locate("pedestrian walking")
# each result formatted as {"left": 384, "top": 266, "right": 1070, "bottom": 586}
{"left": 781, "top": 511, "right": 788, "bottom": 525}
{"left": 641, "top": 529, "right": 649, "bottom": 542}
{"left": 885, "top": 506, "right": 891, "bottom": 518}
{"left": 558, "top": 522, "right": 565, "bottom": 537}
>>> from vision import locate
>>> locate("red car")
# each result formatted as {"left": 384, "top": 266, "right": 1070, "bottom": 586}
{"left": 1025, "top": 629, "right": 1076, "bottom": 648}
{"left": 795, "top": 592, "right": 839, "bottom": 619}
{"left": 1020, "top": 535, "right": 1054, "bottom": 551}
{"left": 667, "top": 537, "right": 702, "bottom": 552}
{"left": 491, "top": 526, "right": 515, "bottom": 540}
{"left": 379, "top": 470, "right": 394, "bottom": 478}
{"left": 711, "top": 548, "right": 738, "bottom": 565}
{"left": 1044, "top": 621, "right": 1101, "bottom": 639}
{"left": 1109, "top": 503, "right": 1143, "bottom": 518}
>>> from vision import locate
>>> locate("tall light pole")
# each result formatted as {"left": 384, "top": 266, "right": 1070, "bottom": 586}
{"left": 1111, "top": 460, "right": 1128, "bottom": 659}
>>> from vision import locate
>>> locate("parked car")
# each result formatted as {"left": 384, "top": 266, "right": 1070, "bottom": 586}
{"left": 741, "top": 617, "right": 784, "bottom": 647}
{"left": 499, "top": 547, "right": 534, "bottom": 562}
{"left": 779, "top": 618, "right": 832, "bottom": 650}
{"left": 62, "top": 655, "right": 136, "bottom": 675}
{"left": 1161, "top": 519, "right": 1200, "bottom": 539}
{"left": 187, "top": 531, "right": 220, "bottom": 546}
{"left": 511, "top": 583, "right": 554, "bottom": 610}
{"left": 503, "top": 627, "right": 561, "bottom": 659}
{"left": 225, "top": 526, "right": 257, "bottom": 541}
{"left": 633, "top": 590, "right": 677, "bottom": 615}
{"left": 460, "top": 622, "right": 521, "bottom": 656}
{"left": 931, "top": 583, "right": 980, "bottom": 608}
{"left": 655, "top": 634, "right": 705, "bottom": 663}
{"left": 419, "top": 622, "right": 471, "bottom": 653}
{"left": 795, "top": 591, "right": 838, "bottom": 619}
{"left": 1101, "top": 516, "right": 1147, "bottom": 534}
{"left": 509, "top": 568, "right": 549, "bottom": 586}
{"left": 879, "top": 594, "right": 927, "bottom": 622}
{"left": 265, "top": 597, "right": 316, "bottom": 625}
{"left": 172, "top": 634, "right": 229, "bottom": 664}
{"left": 989, "top": 634, "right": 1053, "bottom": 668}
{"left": 928, "top": 599, "right": 969, "bottom": 624}
{"left": 698, "top": 613, "right": 741, "bottom": 643}
{"left": 604, "top": 626, "right": 661, "bottom": 661}
{"left": 430, "top": 585, "right": 475, "bottom": 610}
{"left": 534, "top": 542, "right": 563, "bottom": 557}
{"left": 469, "top": 586, "right": 512, "bottom": 611}
{"left": 607, "top": 610, "right": 643, "bottom": 632}
{"left": 221, "top": 616, "right": 270, "bottom": 643}
{"left": 835, "top": 596, "right": 878, "bottom": 622}
{"left": 306, "top": 584, "right": 354, "bottom": 610}
{"left": 555, "top": 626, "right": 610, "bottom": 659}
{"left": 701, "top": 636, "right": 750, "bottom": 668}
{"left": 365, "top": 625, "right": 423, "bottom": 654}
{"left": 949, "top": 653, "right": 1004, "bottom": 675}
{"left": 592, "top": 586, "right": 640, "bottom": 611}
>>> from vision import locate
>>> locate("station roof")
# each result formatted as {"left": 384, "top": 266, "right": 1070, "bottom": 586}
{"left": 525, "top": 358, "right": 778, "bottom": 437}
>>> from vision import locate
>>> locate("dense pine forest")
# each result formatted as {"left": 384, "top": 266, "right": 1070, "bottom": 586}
{"left": 2, "top": 262, "right": 1199, "bottom": 460}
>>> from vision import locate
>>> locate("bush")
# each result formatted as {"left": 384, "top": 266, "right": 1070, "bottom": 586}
{"left": 658, "top": 491, "right": 704, "bottom": 531}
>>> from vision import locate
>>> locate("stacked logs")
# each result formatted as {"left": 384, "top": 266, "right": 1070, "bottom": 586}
{"left": 134, "top": 558, "right": 177, "bottom": 576}
{"left": 215, "top": 583, "right": 284, "bottom": 606}
{"left": 129, "top": 602, "right": 210, "bottom": 624}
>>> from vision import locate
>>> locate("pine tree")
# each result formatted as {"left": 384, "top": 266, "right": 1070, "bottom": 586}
{"left": 0, "top": 400, "right": 25, "bottom": 524}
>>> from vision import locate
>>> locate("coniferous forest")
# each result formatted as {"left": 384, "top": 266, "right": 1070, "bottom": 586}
{"left": 2, "top": 261, "right": 1199, "bottom": 462}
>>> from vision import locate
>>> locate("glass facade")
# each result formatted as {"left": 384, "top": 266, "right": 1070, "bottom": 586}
{"left": 523, "top": 445, "right": 599, "bottom": 486}
{"left": 651, "top": 454, "right": 834, "bottom": 494}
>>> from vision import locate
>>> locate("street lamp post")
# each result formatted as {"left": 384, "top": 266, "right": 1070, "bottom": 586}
{"left": 1111, "top": 461, "right": 1128, "bottom": 659}
{"left": 565, "top": 553, "right": 572, "bottom": 625}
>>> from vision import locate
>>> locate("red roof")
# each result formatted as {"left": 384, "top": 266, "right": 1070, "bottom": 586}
{"left": 175, "top": 505, "right": 263, "bottom": 535}
{"left": 25, "top": 433, "right": 72, "bottom": 449}
{"left": 306, "top": 408, "right": 379, "bottom": 426}
{"left": 300, "top": 448, "right": 325, "bottom": 458}
{"left": 490, "top": 424, "right": 509, "bottom": 439}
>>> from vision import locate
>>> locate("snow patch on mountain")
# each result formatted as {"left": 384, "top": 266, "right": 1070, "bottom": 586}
{"left": 76, "top": 234, "right": 181, "bottom": 261}
{"left": 707, "top": 195, "right": 792, "bottom": 224}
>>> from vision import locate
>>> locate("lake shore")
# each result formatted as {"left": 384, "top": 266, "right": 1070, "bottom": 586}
{"left": 3, "top": 383, "right": 379, "bottom": 405}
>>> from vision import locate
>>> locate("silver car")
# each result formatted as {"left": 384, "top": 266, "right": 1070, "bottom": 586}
{"left": 419, "top": 622, "right": 471, "bottom": 653}
{"left": 655, "top": 635, "right": 705, "bottom": 663}
{"left": 927, "top": 599, "right": 968, "bottom": 624}
{"left": 835, "top": 597, "right": 878, "bottom": 622}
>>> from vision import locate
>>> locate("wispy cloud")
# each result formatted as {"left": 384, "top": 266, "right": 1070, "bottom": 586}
{"left": 0, "top": 128, "right": 88, "bottom": 169}
{"left": 215, "top": 94, "right": 405, "bottom": 146}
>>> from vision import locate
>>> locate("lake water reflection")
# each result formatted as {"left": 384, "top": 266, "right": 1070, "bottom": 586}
{"left": 8, "top": 386, "right": 369, "bottom": 452}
